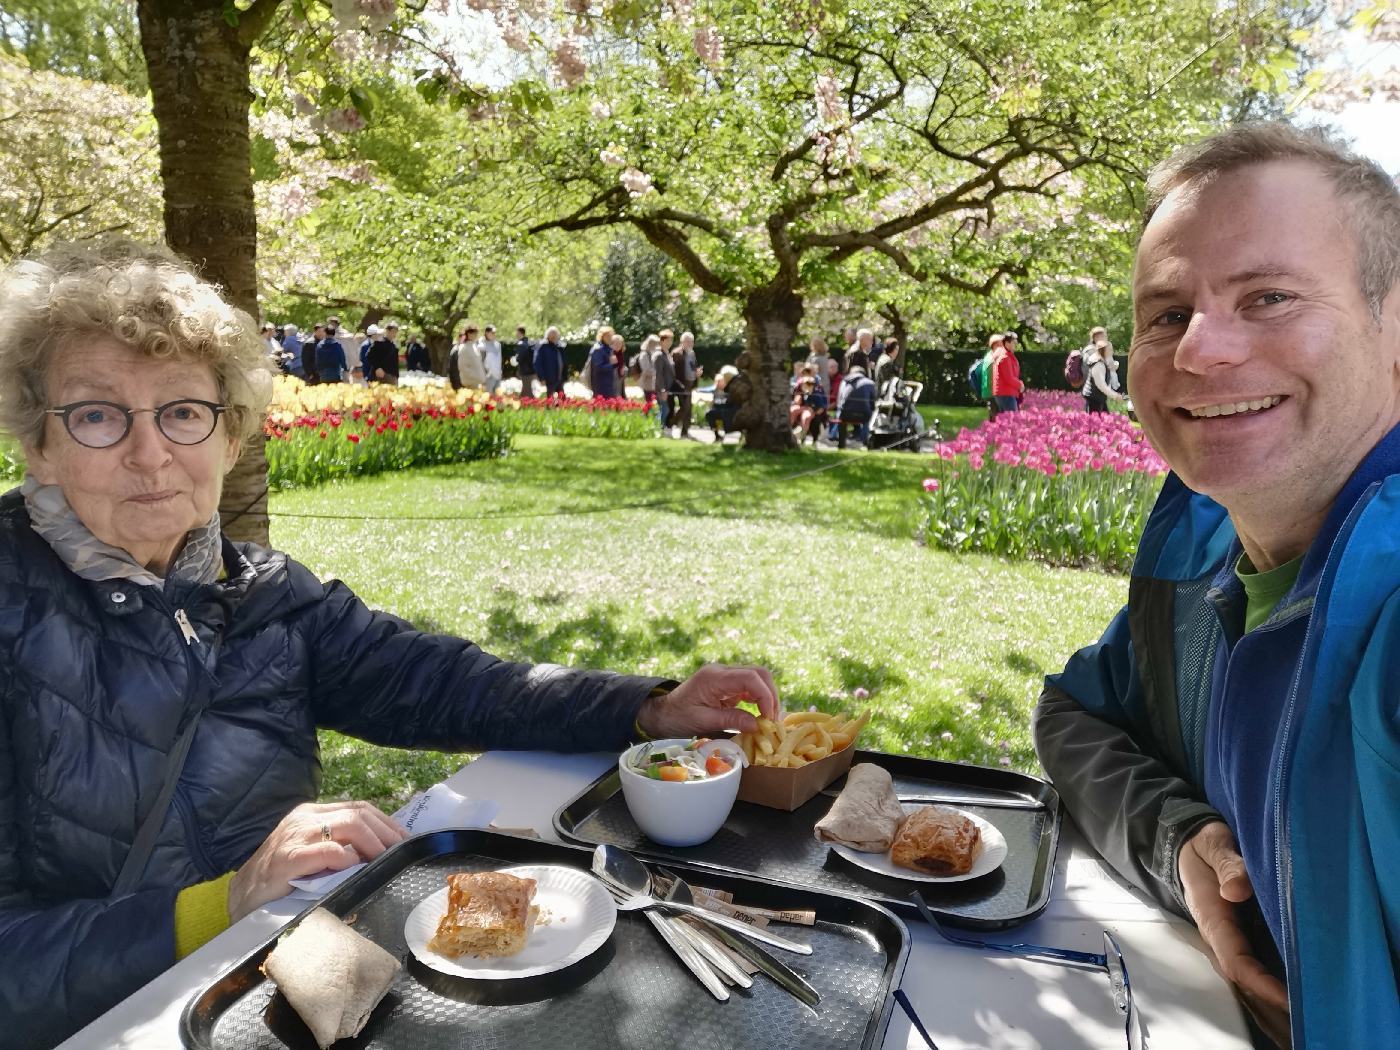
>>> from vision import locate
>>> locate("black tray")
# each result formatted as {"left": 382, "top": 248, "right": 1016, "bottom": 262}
{"left": 181, "top": 830, "right": 909, "bottom": 1050}
{"left": 555, "top": 750, "right": 1060, "bottom": 930}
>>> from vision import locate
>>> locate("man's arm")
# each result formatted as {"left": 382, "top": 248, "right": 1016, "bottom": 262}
{"left": 1033, "top": 606, "right": 1221, "bottom": 914}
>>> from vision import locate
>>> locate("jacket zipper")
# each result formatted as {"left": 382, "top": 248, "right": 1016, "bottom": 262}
{"left": 1267, "top": 493, "right": 1366, "bottom": 1044}
{"left": 174, "top": 608, "right": 199, "bottom": 646}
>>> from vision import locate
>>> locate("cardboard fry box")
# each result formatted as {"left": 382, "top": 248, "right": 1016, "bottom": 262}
{"left": 736, "top": 740, "right": 856, "bottom": 811}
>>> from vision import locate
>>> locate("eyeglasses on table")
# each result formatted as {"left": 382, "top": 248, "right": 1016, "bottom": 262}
{"left": 908, "top": 891, "right": 1147, "bottom": 1050}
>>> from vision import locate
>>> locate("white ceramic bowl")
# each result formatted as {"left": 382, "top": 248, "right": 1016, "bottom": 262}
{"left": 618, "top": 739, "right": 742, "bottom": 847}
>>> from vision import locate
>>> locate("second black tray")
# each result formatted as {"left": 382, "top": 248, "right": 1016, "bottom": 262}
{"left": 554, "top": 749, "right": 1061, "bottom": 929}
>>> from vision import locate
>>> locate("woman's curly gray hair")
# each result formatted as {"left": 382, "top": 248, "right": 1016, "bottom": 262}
{"left": 0, "top": 239, "right": 274, "bottom": 448}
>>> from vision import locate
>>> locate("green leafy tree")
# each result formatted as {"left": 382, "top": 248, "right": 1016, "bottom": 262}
{"left": 457, "top": 0, "right": 1295, "bottom": 449}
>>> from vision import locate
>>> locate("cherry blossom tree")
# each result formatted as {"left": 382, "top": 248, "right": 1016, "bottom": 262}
{"left": 0, "top": 56, "right": 161, "bottom": 259}
{"left": 448, "top": 0, "right": 1298, "bottom": 449}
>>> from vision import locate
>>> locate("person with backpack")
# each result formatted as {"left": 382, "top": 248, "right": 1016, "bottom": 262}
{"left": 1082, "top": 332, "right": 1127, "bottom": 414}
{"left": 835, "top": 365, "right": 876, "bottom": 449}
{"left": 970, "top": 333, "right": 1001, "bottom": 417}
{"left": 990, "top": 331, "right": 1024, "bottom": 415}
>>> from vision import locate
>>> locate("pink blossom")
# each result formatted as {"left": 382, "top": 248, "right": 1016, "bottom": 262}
{"left": 693, "top": 25, "right": 724, "bottom": 68}
{"left": 620, "top": 166, "right": 653, "bottom": 197}
{"left": 922, "top": 477, "right": 939, "bottom": 493}
{"left": 853, "top": 687, "right": 870, "bottom": 699}
{"left": 552, "top": 39, "right": 588, "bottom": 87}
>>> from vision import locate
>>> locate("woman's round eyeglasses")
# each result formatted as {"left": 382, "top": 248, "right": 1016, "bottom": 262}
{"left": 44, "top": 400, "right": 228, "bottom": 449}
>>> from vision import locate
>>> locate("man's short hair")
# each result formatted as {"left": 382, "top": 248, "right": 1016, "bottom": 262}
{"left": 516, "top": 326, "right": 526, "bottom": 335}
{"left": 484, "top": 325, "right": 495, "bottom": 333}
{"left": 659, "top": 328, "right": 674, "bottom": 340}
{"left": 1144, "top": 122, "right": 1400, "bottom": 322}
{"left": 1003, "top": 332, "right": 1018, "bottom": 343}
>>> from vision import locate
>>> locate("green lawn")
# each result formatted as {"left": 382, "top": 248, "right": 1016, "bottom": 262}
{"left": 271, "top": 431, "right": 1127, "bottom": 812}
{"left": 917, "top": 403, "right": 986, "bottom": 439}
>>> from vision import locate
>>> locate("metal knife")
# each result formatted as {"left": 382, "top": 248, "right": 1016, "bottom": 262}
{"left": 819, "top": 787, "right": 1044, "bottom": 811}
{"left": 703, "top": 918, "right": 822, "bottom": 1009}
{"left": 644, "top": 909, "right": 729, "bottom": 1001}
{"left": 657, "top": 866, "right": 821, "bottom": 1009}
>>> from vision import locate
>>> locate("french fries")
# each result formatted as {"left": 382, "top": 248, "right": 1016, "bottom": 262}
{"left": 737, "top": 710, "right": 870, "bottom": 768}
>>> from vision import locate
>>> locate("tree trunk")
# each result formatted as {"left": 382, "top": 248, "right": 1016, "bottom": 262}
{"left": 137, "top": 0, "right": 273, "bottom": 544}
{"left": 740, "top": 285, "right": 803, "bottom": 452}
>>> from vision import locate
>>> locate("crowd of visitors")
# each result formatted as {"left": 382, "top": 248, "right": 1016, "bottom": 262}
{"left": 262, "top": 314, "right": 918, "bottom": 446}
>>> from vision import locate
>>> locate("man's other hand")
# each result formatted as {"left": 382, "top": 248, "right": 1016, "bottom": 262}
{"left": 1180, "top": 821, "right": 1291, "bottom": 1047}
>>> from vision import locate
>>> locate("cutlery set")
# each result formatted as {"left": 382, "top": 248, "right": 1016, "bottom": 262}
{"left": 590, "top": 844, "right": 821, "bottom": 1007}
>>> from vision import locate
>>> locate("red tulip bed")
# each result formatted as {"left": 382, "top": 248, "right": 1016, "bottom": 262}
{"left": 263, "top": 380, "right": 656, "bottom": 488}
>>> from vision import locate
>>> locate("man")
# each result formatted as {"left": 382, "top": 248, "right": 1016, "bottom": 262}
{"left": 303, "top": 323, "right": 325, "bottom": 384}
{"left": 365, "top": 322, "right": 399, "bottom": 385}
{"left": 477, "top": 324, "right": 503, "bottom": 395}
{"left": 990, "top": 331, "right": 1023, "bottom": 414}
{"left": 404, "top": 331, "right": 431, "bottom": 373}
{"left": 659, "top": 329, "right": 679, "bottom": 430}
{"left": 1032, "top": 123, "right": 1400, "bottom": 1049}
{"left": 651, "top": 334, "right": 674, "bottom": 428}
{"left": 314, "top": 319, "right": 348, "bottom": 384}
{"left": 515, "top": 325, "right": 536, "bottom": 396}
{"left": 844, "top": 328, "right": 874, "bottom": 375}
{"left": 449, "top": 326, "right": 487, "bottom": 391}
{"left": 671, "top": 330, "right": 701, "bottom": 438}
{"left": 533, "top": 325, "right": 566, "bottom": 397}
{"left": 281, "top": 324, "right": 304, "bottom": 378}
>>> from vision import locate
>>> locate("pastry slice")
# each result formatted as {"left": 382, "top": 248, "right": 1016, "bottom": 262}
{"left": 890, "top": 806, "right": 983, "bottom": 876}
{"left": 428, "top": 871, "right": 538, "bottom": 958}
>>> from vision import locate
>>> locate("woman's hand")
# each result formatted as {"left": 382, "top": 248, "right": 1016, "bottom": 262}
{"left": 227, "top": 801, "right": 408, "bottom": 922}
{"left": 637, "top": 664, "right": 780, "bottom": 739}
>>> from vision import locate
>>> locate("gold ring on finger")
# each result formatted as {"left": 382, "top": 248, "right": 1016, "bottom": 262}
{"left": 320, "top": 823, "right": 333, "bottom": 842}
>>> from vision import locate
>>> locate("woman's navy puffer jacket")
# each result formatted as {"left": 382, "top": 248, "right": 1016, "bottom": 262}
{"left": 0, "top": 490, "right": 666, "bottom": 1048}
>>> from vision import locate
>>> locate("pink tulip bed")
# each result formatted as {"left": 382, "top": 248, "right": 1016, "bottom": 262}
{"left": 920, "top": 397, "right": 1168, "bottom": 572}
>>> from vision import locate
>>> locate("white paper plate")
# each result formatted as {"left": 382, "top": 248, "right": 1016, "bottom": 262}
{"left": 830, "top": 805, "right": 1008, "bottom": 883}
{"left": 404, "top": 864, "right": 617, "bottom": 979}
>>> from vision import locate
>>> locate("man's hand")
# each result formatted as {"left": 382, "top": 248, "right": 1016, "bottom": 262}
{"left": 1179, "top": 821, "right": 1291, "bottom": 1047}
{"left": 637, "top": 663, "right": 779, "bottom": 739}
{"left": 227, "top": 801, "right": 408, "bottom": 922}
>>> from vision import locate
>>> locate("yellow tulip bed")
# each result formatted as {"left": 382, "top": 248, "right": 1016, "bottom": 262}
{"left": 263, "top": 377, "right": 655, "bottom": 488}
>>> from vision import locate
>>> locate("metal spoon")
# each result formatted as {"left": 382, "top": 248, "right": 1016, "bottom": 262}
{"left": 592, "top": 845, "right": 813, "bottom": 956}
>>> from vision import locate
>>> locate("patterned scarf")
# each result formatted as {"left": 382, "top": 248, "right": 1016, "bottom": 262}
{"left": 22, "top": 475, "right": 223, "bottom": 591}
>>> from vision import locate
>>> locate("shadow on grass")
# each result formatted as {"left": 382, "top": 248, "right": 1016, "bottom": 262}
{"left": 472, "top": 590, "right": 751, "bottom": 672}
{"left": 1003, "top": 650, "right": 1045, "bottom": 677}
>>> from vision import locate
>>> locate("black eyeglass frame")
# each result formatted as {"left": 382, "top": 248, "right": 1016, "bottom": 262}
{"left": 909, "top": 892, "right": 1146, "bottom": 1050}
{"left": 44, "top": 399, "right": 229, "bottom": 449}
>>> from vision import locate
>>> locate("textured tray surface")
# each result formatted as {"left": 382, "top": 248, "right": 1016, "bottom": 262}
{"left": 557, "top": 751, "right": 1059, "bottom": 927}
{"left": 188, "top": 838, "right": 904, "bottom": 1050}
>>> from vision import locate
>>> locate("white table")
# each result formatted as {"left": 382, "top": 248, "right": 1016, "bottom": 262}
{"left": 61, "top": 751, "right": 1252, "bottom": 1050}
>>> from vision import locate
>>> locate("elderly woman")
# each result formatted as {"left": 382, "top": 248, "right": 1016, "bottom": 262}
{"left": 0, "top": 242, "right": 778, "bottom": 1049}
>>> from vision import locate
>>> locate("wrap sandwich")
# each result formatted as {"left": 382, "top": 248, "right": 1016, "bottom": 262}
{"left": 262, "top": 907, "right": 399, "bottom": 1049}
{"left": 814, "top": 762, "right": 906, "bottom": 852}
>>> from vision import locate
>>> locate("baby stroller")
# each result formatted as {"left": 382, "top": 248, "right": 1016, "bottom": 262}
{"left": 866, "top": 377, "right": 925, "bottom": 451}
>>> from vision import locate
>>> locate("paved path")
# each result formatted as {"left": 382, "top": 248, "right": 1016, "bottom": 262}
{"left": 658, "top": 423, "right": 939, "bottom": 454}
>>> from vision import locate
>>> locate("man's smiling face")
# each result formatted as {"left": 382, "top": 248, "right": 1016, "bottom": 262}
{"left": 1129, "top": 159, "right": 1400, "bottom": 511}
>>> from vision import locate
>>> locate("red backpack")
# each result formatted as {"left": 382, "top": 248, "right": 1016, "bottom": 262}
{"left": 1063, "top": 348, "right": 1086, "bottom": 389}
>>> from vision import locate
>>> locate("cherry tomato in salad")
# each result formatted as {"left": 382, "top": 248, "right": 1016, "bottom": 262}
{"left": 705, "top": 754, "right": 733, "bottom": 777}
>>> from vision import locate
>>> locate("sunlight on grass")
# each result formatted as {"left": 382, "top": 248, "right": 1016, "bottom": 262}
{"left": 271, "top": 432, "right": 1127, "bottom": 811}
